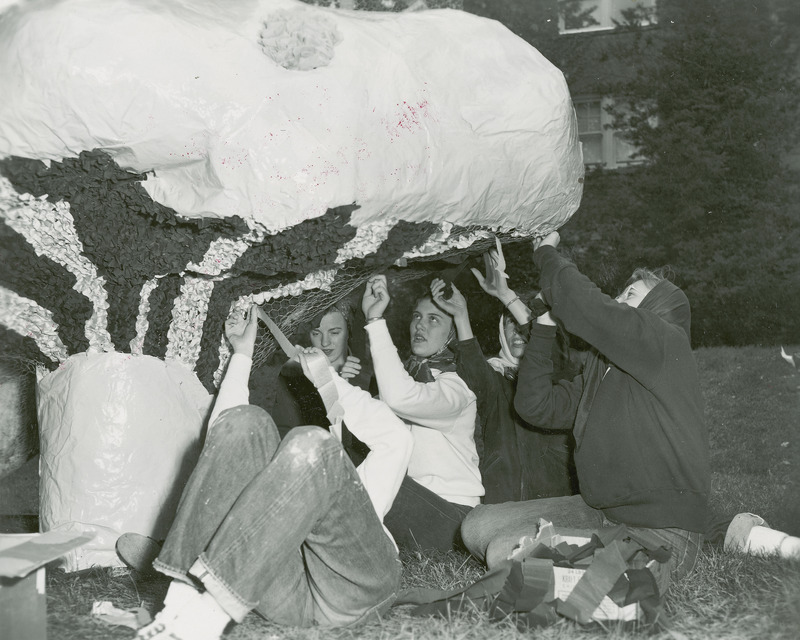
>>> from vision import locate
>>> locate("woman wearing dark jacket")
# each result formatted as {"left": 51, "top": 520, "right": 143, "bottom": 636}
{"left": 443, "top": 244, "right": 580, "bottom": 504}
{"left": 461, "top": 232, "right": 710, "bottom": 596}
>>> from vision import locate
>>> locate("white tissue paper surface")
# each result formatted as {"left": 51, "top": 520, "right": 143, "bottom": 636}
{"left": 37, "top": 353, "right": 212, "bottom": 571}
{"left": 0, "top": 0, "right": 583, "bottom": 234}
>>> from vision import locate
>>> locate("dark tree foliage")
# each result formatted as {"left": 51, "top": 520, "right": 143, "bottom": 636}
{"left": 465, "top": 0, "right": 800, "bottom": 347}
{"left": 583, "top": 0, "right": 800, "bottom": 346}
{"left": 607, "top": 0, "right": 799, "bottom": 201}
{"left": 463, "top": 1, "right": 559, "bottom": 45}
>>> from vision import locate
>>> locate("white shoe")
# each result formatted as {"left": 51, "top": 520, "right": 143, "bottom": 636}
{"left": 724, "top": 513, "right": 800, "bottom": 559}
{"left": 135, "top": 592, "right": 230, "bottom": 640}
{"left": 135, "top": 581, "right": 202, "bottom": 639}
{"left": 135, "top": 609, "right": 176, "bottom": 640}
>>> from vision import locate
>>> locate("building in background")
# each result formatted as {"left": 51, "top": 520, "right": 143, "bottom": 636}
{"left": 463, "top": 0, "right": 657, "bottom": 170}
{"left": 556, "top": 0, "right": 657, "bottom": 169}
{"left": 304, "top": 0, "right": 463, "bottom": 11}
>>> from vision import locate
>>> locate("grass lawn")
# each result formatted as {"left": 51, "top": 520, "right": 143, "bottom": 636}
{"left": 36, "top": 346, "right": 800, "bottom": 638}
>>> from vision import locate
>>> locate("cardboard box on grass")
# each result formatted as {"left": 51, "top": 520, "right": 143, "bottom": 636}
{"left": 510, "top": 523, "right": 647, "bottom": 623}
{"left": 0, "top": 531, "right": 94, "bottom": 640}
{"left": 554, "top": 531, "right": 641, "bottom": 622}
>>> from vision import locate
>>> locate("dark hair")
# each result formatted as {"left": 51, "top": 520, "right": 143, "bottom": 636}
{"left": 501, "top": 311, "right": 522, "bottom": 332}
{"left": 413, "top": 291, "right": 456, "bottom": 321}
{"left": 412, "top": 293, "right": 457, "bottom": 347}
{"left": 310, "top": 299, "right": 353, "bottom": 332}
{"left": 414, "top": 290, "right": 435, "bottom": 307}
{"left": 294, "top": 299, "right": 354, "bottom": 346}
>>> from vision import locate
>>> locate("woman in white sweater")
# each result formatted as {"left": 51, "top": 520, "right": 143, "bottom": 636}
{"left": 133, "top": 305, "right": 413, "bottom": 640}
{"left": 361, "top": 275, "right": 483, "bottom": 552}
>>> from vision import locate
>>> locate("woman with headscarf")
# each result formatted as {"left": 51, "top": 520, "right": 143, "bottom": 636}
{"left": 461, "top": 231, "right": 711, "bottom": 597}
{"left": 362, "top": 274, "right": 482, "bottom": 553}
{"left": 429, "top": 263, "right": 579, "bottom": 506}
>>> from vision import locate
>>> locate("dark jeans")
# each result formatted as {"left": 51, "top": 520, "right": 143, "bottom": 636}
{"left": 153, "top": 406, "right": 401, "bottom": 627}
{"left": 461, "top": 494, "right": 703, "bottom": 595}
{"left": 383, "top": 475, "right": 473, "bottom": 553}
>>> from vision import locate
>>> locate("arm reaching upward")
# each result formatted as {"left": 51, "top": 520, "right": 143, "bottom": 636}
{"left": 534, "top": 244, "right": 667, "bottom": 388}
{"left": 208, "top": 305, "right": 258, "bottom": 427}
{"left": 513, "top": 323, "right": 583, "bottom": 430}
{"left": 471, "top": 238, "right": 531, "bottom": 325}
{"left": 368, "top": 318, "right": 475, "bottom": 429}
{"left": 431, "top": 278, "right": 473, "bottom": 341}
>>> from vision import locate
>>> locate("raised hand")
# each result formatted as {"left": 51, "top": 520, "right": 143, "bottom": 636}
{"left": 339, "top": 355, "right": 362, "bottom": 380}
{"left": 532, "top": 231, "right": 560, "bottom": 252}
{"left": 431, "top": 278, "right": 468, "bottom": 322}
{"left": 362, "top": 274, "right": 390, "bottom": 320}
{"left": 224, "top": 304, "right": 259, "bottom": 357}
{"left": 296, "top": 347, "right": 328, "bottom": 386}
{"left": 431, "top": 278, "right": 473, "bottom": 341}
{"left": 471, "top": 239, "right": 514, "bottom": 304}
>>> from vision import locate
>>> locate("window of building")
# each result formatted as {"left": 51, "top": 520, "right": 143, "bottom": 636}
{"left": 575, "top": 100, "right": 604, "bottom": 165}
{"left": 559, "top": 0, "right": 656, "bottom": 34}
{"left": 574, "top": 97, "right": 644, "bottom": 169}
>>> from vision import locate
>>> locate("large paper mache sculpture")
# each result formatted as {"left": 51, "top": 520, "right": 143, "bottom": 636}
{"left": 0, "top": 0, "right": 583, "bottom": 570}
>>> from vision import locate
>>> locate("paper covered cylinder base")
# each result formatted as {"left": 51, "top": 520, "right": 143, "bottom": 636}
{"left": 37, "top": 353, "right": 212, "bottom": 571}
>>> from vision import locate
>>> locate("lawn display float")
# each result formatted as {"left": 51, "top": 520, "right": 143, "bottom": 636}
{"left": 0, "top": 0, "right": 584, "bottom": 570}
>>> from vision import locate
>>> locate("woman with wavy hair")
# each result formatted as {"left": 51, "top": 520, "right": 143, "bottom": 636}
{"left": 271, "top": 298, "right": 371, "bottom": 464}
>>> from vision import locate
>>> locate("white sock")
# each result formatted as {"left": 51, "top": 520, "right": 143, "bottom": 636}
{"left": 151, "top": 591, "right": 232, "bottom": 640}
{"left": 163, "top": 579, "right": 200, "bottom": 610}
{"left": 747, "top": 526, "right": 800, "bottom": 559}
{"left": 779, "top": 535, "right": 800, "bottom": 558}
{"left": 137, "top": 580, "right": 203, "bottom": 640}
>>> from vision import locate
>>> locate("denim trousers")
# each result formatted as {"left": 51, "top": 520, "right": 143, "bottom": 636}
{"left": 461, "top": 494, "right": 703, "bottom": 595}
{"left": 383, "top": 474, "right": 474, "bottom": 553}
{"left": 153, "top": 405, "right": 401, "bottom": 628}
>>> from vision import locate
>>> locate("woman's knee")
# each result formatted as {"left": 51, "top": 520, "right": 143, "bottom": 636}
{"left": 460, "top": 505, "right": 492, "bottom": 560}
{"left": 278, "top": 426, "right": 343, "bottom": 469}
{"left": 206, "top": 405, "right": 281, "bottom": 453}
{"left": 485, "top": 534, "right": 525, "bottom": 568}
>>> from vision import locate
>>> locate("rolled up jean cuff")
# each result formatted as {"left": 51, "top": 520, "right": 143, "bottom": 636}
{"left": 152, "top": 558, "right": 194, "bottom": 587}
{"left": 189, "top": 555, "right": 255, "bottom": 623}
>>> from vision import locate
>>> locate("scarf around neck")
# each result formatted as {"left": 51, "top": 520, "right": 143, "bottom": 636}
{"left": 404, "top": 345, "right": 457, "bottom": 383}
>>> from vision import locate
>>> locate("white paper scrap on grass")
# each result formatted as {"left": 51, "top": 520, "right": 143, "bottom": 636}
{"left": 0, "top": 0, "right": 583, "bottom": 234}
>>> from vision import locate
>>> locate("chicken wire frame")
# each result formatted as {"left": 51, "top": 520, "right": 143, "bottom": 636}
{"left": 249, "top": 231, "right": 528, "bottom": 368}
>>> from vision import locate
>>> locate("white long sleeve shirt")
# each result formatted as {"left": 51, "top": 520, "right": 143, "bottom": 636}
{"left": 366, "top": 320, "right": 483, "bottom": 507}
{"left": 209, "top": 352, "right": 413, "bottom": 534}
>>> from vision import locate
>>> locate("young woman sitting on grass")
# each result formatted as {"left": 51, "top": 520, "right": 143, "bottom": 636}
{"left": 461, "top": 231, "right": 711, "bottom": 597}
{"left": 271, "top": 299, "right": 371, "bottom": 465}
{"left": 456, "top": 235, "right": 799, "bottom": 590}
{"left": 130, "top": 304, "right": 412, "bottom": 640}
{"left": 363, "top": 275, "right": 483, "bottom": 553}
{"left": 429, "top": 266, "right": 579, "bottom": 506}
